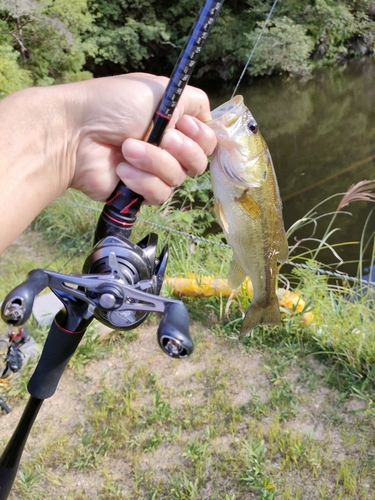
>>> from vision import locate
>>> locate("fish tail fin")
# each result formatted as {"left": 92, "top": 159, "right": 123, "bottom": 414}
{"left": 240, "top": 296, "right": 281, "bottom": 334}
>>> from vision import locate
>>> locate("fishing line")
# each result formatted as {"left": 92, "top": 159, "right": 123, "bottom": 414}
{"left": 41, "top": 233, "right": 91, "bottom": 272}
{"left": 231, "top": 0, "right": 280, "bottom": 97}
{"left": 54, "top": 198, "right": 375, "bottom": 287}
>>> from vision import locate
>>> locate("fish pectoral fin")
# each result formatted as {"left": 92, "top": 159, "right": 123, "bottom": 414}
{"left": 235, "top": 190, "right": 261, "bottom": 219}
{"left": 227, "top": 256, "right": 246, "bottom": 289}
{"left": 214, "top": 199, "right": 229, "bottom": 234}
{"left": 278, "top": 233, "right": 289, "bottom": 263}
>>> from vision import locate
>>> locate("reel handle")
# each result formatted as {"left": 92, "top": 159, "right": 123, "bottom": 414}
{"left": 1, "top": 270, "right": 49, "bottom": 326}
{"left": 157, "top": 302, "right": 193, "bottom": 358}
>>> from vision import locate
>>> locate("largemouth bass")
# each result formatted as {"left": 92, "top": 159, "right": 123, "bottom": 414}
{"left": 208, "top": 95, "right": 288, "bottom": 333}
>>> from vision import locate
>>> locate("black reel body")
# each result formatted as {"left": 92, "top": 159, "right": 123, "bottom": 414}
{"left": 1, "top": 232, "right": 193, "bottom": 360}
{"left": 83, "top": 233, "right": 167, "bottom": 330}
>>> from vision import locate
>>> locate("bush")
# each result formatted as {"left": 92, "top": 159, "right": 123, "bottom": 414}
{"left": 0, "top": 43, "right": 32, "bottom": 97}
{"left": 244, "top": 17, "right": 315, "bottom": 77}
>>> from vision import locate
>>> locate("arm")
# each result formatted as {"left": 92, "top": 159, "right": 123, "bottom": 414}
{"left": 0, "top": 73, "right": 216, "bottom": 253}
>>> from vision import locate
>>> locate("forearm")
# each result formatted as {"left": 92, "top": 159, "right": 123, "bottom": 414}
{"left": 0, "top": 86, "right": 73, "bottom": 252}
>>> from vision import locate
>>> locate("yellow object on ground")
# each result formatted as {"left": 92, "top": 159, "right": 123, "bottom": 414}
{"left": 164, "top": 274, "right": 313, "bottom": 325}
{"left": 165, "top": 274, "right": 253, "bottom": 298}
{"left": 277, "top": 289, "right": 313, "bottom": 325}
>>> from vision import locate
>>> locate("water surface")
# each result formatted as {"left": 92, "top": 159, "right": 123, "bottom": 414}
{"left": 209, "top": 59, "right": 375, "bottom": 279}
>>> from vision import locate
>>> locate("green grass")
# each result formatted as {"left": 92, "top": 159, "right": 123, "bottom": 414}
{"left": 5, "top": 325, "right": 375, "bottom": 499}
{"left": 1, "top": 182, "right": 375, "bottom": 498}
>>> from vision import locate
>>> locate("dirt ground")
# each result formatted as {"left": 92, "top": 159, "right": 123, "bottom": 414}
{"left": 1, "top": 319, "right": 374, "bottom": 499}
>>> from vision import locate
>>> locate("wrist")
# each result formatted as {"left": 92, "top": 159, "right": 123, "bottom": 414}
{"left": 0, "top": 86, "right": 75, "bottom": 250}
{"left": 1, "top": 86, "right": 75, "bottom": 194}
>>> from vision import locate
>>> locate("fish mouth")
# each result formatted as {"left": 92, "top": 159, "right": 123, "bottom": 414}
{"left": 210, "top": 95, "right": 244, "bottom": 123}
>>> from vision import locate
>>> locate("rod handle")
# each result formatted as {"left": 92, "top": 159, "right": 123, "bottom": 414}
{"left": 0, "top": 464, "right": 17, "bottom": 500}
{"left": 27, "top": 314, "right": 86, "bottom": 399}
{"left": 94, "top": 183, "right": 143, "bottom": 243}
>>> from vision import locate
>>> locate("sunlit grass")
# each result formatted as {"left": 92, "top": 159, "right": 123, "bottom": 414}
{"left": 1, "top": 179, "right": 375, "bottom": 498}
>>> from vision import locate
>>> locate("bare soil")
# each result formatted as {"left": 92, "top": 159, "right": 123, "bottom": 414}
{"left": 2, "top": 320, "right": 374, "bottom": 499}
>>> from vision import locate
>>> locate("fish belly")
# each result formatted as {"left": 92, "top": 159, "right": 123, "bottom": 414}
{"left": 211, "top": 159, "right": 283, "bottom": 332}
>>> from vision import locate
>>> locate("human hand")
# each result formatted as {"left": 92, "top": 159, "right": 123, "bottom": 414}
{"left": 0, "top": 73, "right": 216, "bottom": 252}
{"left": 67, "top": 73, "right": 217, "bottom": 204}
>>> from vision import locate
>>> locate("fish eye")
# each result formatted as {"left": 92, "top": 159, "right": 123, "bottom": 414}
{"left": 247, "top": 120, "right": 259, "bottom": 134}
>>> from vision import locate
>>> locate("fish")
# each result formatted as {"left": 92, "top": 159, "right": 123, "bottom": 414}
{"left": 208, "top": 95, "right": 288, "bottom": 333}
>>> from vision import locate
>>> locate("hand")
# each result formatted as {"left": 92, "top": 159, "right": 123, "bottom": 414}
{"left": 68, "top": 73, "right": 217, "bottom": 204}
{"left": 0, "top": 73, "right": 217, "bottom": 251}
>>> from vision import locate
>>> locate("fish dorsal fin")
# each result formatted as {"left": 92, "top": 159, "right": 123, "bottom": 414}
{"left": 227, "top": 256, "right": 246, "bottom": 289}
{"left": 235, "top": 189, "right": 261, "bottom": 219}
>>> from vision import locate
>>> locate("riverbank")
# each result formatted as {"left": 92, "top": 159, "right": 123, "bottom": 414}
{"left": 1, "top": 191, "right": 374, "bottom": 497}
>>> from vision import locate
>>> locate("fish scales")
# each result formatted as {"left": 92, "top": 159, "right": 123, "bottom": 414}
{"left": 208, "top": 95, "right": 288, "bottom": 333}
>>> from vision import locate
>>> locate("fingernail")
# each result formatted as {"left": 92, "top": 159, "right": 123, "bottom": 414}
{"left": 123, "top": 139, "right": 146, "bottom": 159}
{"left": 116, "top": 162, "right": 132, "bottom": 176}
{"left": 162, "top": 130, "right": 184, "bottom": 150}
{"left": 183, "top": 115, "right": 200, "bottom": 135}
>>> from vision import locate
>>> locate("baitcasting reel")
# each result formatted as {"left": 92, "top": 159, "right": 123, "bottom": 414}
{"left": 1, "top": 233, "right": 193, "bottom": 360}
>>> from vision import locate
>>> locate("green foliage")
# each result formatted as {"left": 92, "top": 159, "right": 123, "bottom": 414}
{"left": 32, "top": 190, "right": 101, "bottom": 251}
{"left": 86, "top": 0, "right": 171, "bottom": 74}
{"left": 294, "top": 264, "right": 375, "bottom": 384}
{"left": 1, "top": 0, "right": 375, "bottom": 86}
{"left": 0, "top": 0, "right": 94, "bottom": 87}
{"left": 303, "top": 0, "right": 375, "bottom": 62}
{"left": 0, "top": 42, "right": 32, "bottom": 97}
{"left": 245, "top": 16, "right": 314, "bottom": 76}
{"left": 2, "top": 180, "right": 375, "bottom": 497}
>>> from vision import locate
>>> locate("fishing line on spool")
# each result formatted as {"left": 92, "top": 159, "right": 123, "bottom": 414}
{"left": 53, "top": 198, "right": 375, "bottom": 288}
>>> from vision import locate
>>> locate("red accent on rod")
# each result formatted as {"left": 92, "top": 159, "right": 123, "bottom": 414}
{"left": 155, "top": 110, "right": 171, "bottom": 120}
{"left": 103, "top": 212, "right": 134, "bottom": 226}
{"left": 106, "top": 190, "right": 122, "bottom": 205}
{"left": 119, "top": 197, "right": 140, "bottom": 214}
{"left": 54, "top": 319, "right": 85, "bottom": 335}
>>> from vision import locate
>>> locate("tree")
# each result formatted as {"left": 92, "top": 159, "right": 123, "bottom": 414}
{"left": 244, "top": 17, "right": 314, "bottom": 76}
{"left": 85, "top": 0, "right": 171, "bottom": 76}
{"left": 0, "top": 0, "right": 95, "bottom": 87}
{"left": 0, "top": 40, "right": 32, "bottom": 96}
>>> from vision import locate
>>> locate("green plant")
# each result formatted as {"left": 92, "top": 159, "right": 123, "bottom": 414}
{"left": 245, "top": 16, "right": 314, "bottom": 76}
{"left": 239, "top": 437, "right": 277, "bottom": 499}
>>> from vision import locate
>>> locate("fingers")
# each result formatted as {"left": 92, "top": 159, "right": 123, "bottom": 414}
{"left": 116, "top": 162, "right": 176, "bottom": 205}
{"left": 118, "top": 116, "right": 216, "bottom": 204}
{"left": 73, "top": 73, "right": 217, "bottom": 205}
{"left": 175, "top": 85, "right": 213, "bottom": 123}
{"left": 118, "top": 138, "right": 187, "bottom": 204}
{"left": 175, "top": 115, "right": 217, "bottom": 158}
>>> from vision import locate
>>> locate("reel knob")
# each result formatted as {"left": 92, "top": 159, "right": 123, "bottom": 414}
{"left": 157, "top": 303, "right": 193, "bottom": 358}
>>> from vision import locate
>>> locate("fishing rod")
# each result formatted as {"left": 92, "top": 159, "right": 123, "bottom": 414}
{"left": 0, "top": 1, "right": 224, "bottom": 498}
{"left": 95, "top": 0, "right": 224, "bottom": 244}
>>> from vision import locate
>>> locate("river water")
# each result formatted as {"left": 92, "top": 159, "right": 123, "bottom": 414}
{"left": 208, "top": 58, "right": 375, "bottom": 280}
